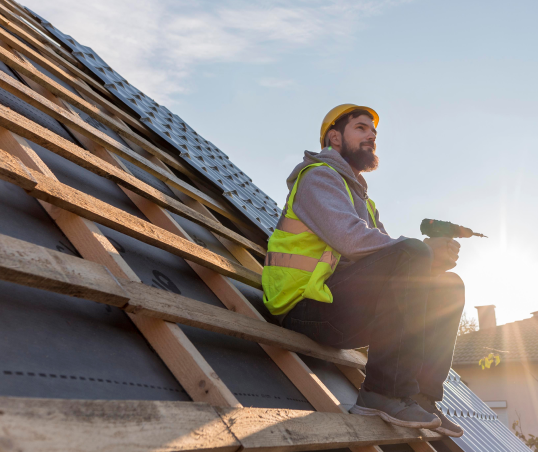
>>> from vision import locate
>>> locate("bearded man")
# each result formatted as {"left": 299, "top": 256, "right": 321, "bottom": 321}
{"left": 262, "top": 104, "right": 465, "bottom": 437}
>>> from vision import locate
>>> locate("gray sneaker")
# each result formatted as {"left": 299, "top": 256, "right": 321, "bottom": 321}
{"left": 349, "top": 388, "right": 442, "bottom": 430}
{"left": 413, "top": 394, "right": 464, "bottom": 437}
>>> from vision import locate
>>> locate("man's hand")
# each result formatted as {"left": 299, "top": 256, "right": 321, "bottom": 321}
{"left": 423, "top": 237, "right": 460, "bottom": 276}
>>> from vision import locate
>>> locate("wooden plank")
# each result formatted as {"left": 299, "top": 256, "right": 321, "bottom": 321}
{"left": 0, "top": 3, "right": 154, "bottom": 135}
{"left": 0, "top": 72, "right": 240, "bottom": 224}
{"left": 0, "top": 231, "right": 129, "bottom": 306}
{"left": 0, "top": 128, "right": 242, "bottom": 409}
{"left": 152, "top": 157, "right": 266, "bottom": 272}
{"left": 0, "top": 216, "right": 363, "bottom": 367}
{"left": 336, "top": 364, "right": 366, "bottom": 390}
{"left": 0, "top": 397, "right": 240, "bottom": 452}
{"left": 74, "top": 142, "right": 374, "bottom": 434}
{"left": 0, "top": 2, "right": 254, "bottom": 232}
{"left": 0, "top": 153, "right": 262, "bottom": 288}
{"left": 0, "top": 35, "right": 248, "bottom": 218}
{"left": 0, "top": 0, "right": 64, "bottom": 46}
{"left": 0, "top": 80, "right": 265, "bottom": 256}
{"left": 217, "top": 406, "right": 441, "bottom": 452}
{"left": 123, "top": 280, "right": 364, "bottom": 368}
{"left": 0, "top": 3, "right": 114, "bottom": 98}
{"left": 0, "top": 143, "right": 36, "bottom": 188}
{"left": 440, "top": 438, "right": 464, "bottom": 452}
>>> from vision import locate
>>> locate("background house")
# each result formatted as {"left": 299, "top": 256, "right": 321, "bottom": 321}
{"left": 453, "top": 306, "right": 538, "bottom": 438}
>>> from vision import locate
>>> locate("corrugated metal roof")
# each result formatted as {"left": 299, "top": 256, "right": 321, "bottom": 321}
{"left": 440, "top": 369, "right": 531, "bottom": 451}
{"left": 25, "top": 8, "right": 281, "bottom": 237}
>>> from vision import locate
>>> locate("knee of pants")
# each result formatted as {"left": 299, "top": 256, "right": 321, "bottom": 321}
{"left": 438, "top": 271, "right": 466, "bottom": 309}
{"left": 400, "top": 238, "right": 434, "bottom": 262}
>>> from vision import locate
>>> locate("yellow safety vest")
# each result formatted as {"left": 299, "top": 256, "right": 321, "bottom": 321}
{"left": 262, "top": 162, "right": 377, "bottom": 316}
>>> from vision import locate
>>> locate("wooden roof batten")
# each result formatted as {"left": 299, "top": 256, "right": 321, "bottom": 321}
{"left": 0, "top": 1, "right": 449, "bottom": 450}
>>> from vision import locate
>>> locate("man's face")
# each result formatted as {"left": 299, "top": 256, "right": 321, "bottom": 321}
{"left": 340, "top": 115, "right": 379, "bottom": 173}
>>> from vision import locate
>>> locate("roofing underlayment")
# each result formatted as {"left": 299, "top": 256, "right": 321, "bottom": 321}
{"left": 0, "top": 1, "right": 530, "bottom": 451}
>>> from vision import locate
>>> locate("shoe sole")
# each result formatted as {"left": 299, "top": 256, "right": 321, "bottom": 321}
{"left": 434, "top": 426, "right": 464, "bottom": 437}
{"left": 350, "top": 405, "right": 442, "bottom": 430}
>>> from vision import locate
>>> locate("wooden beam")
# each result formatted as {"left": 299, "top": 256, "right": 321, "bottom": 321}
{"left": 0, "top": 230, "right": 129, "bottom": 306}
{"left": 0, "top": 81, "right": 265, "bottom": 256}
{"left": 0, "top": 128, "right": 242, "bottom": 409}
{"left": 0, "top": 152, "right": 262, "bottom": 288}
{"left": 0, "top": 397, "right": 240, "bottom": 452}
{"left": 217, "top": 406, "right": 441, "bottom": 452}
{"left": 0, "top": 2, "right": 115, "bottom": 99}
{"left": 0, "top": 395, "right": 442, "bottom": 452}
{"left": 0, "top": 0, "right": 62, "bottom": 44}
{"left": 0, "top": 229, "right": 365, "bottom": 368}
{"left": 150, "top": 156, "right": 265, "bottom": 272}
{"left": 0, "top": 36, "right": 246, "bottom": 212}
{"left": 124, "top": 280, "right": 363, "bottom": 367}
{"left": 0, "top": 74, "right": 242, "bottom": 225}
{"left": 0, "top": 5, "right": 153, "bottom": 135}
{"left": 0, "top": 142, "right": 36, "bottom": 188}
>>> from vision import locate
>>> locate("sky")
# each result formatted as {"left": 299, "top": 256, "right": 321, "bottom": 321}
{"left": 24, "top": 0, "right": 538, "bottom": 326}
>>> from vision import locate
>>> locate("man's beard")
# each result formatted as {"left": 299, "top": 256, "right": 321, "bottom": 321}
{"left": 340, "top": 138, "right": 379, "bottom": 173}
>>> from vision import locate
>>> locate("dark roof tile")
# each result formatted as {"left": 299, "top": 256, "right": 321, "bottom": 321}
{"left": 454, "top": 315, "right": 538, "bottom": 365}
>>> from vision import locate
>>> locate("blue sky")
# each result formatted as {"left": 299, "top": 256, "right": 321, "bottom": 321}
{"left": 27, "top": 0, "right": 538, "bottom": 326}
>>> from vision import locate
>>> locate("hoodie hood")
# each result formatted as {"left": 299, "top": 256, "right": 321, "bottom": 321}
{"left": 286, "top": 147, "right": 369, "bottom": 199}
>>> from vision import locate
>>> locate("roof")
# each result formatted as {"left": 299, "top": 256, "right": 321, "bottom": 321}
{"left": 440, "top": 370, "right": 531, "bottom": 452}
{"left": 454, "top": 314, "right": 538, "bottom": 365}
{"left": 27, "top": 8, "right": 282, "bottom": 237}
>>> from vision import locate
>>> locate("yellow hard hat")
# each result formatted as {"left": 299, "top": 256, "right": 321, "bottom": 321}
{"left": 320, "top": 104, "right": 379, "bottom": 148}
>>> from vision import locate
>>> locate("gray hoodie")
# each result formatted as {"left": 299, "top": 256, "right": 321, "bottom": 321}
{"left": 285, "top": 147, "right": 407, "bottom": 265}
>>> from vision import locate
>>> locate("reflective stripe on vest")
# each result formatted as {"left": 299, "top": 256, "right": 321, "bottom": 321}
{"left": 267, "top": 196, "right": 378, "bottom": 273}
{"left": 276, "top": 216, "right": 313, "bottom": 234}
{"left": 264, "top": 250, "right": 339, "bottom": 273}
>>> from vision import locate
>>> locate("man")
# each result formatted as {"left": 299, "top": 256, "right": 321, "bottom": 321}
{"left": 262, "top": 104, "right": 465, "bottom": 437}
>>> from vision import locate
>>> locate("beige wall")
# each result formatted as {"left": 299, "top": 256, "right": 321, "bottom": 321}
{"left": 453, "top": 362, "right": 538, "bottom": 437}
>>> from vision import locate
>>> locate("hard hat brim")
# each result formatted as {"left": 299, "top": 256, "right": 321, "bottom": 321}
{"left": 320, "top": 104, "right": 379, "bottom": 148}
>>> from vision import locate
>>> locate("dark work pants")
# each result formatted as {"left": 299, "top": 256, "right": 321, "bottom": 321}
{"left": 282, "top": 239, "right": 465, "bottom": 401}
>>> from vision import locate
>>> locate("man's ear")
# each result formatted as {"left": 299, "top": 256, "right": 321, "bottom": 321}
{"left": 327, "top": 129, "right": 341, "bottom": 147}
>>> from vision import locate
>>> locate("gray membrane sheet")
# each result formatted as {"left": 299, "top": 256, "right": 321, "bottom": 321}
{"left": 0, "top": 179, "right": 188, "bottom": 401}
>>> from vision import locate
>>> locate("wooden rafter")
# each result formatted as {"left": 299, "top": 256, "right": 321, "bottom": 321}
{"left": 0, "top": 228, "right": 365, "bottom": 368}
{"left": 0, "top": 75, "right": 265, "bottom": 256}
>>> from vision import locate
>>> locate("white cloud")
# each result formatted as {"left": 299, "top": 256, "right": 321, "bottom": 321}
{"left": 259, "top": 77, "right": 294, "bottom": 88}
{"left": 22, "top": 0, "right": 412, "bottom": 104}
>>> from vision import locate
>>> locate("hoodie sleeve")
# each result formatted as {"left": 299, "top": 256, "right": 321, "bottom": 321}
{"left": 292, "top": 167, "right": 406, "bottom": 260}
{"left": 374, "top": 208, "right": 389, "bottom": 235}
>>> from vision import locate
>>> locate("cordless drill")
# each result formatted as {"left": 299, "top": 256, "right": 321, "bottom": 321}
{"left": 420, "top": 219, "right": 487, "bottom": 239}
